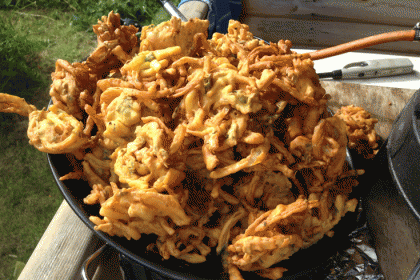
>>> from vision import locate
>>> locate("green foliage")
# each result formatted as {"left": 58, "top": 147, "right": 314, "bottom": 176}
{"left": 70, "top": 0, "right": 162, "bottom": 30}
{"left": 0, "top": 16, "right": 46, "bottom": 100}
{"left": 0, "top": 1, "right": 182, "bottom": 277}
{"left": 0, "top": 116, "right": 63, "bottom": 279}
{"left": 0, "top": 9, "right": 97, "bottom": 108}
{"left": 12, "top": 261, "right": 26, "bottom": 280}
{"left": 0, "top": 0, "right": 180, "bottom": 31}
{"left": 0, "top": 0, "right": 181, "bottom": 103}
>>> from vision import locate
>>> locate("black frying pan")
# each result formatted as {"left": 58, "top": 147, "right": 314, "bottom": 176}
{"left": 47, "top": 147, "right": 365, "bottom": 280}
{"left": 47, "top": 6, "right": 367, "bottom": 276}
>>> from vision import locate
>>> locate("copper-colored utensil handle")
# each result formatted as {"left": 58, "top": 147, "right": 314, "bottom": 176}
{"left": 308, "top": 30, "right": 417, "bottom": 61}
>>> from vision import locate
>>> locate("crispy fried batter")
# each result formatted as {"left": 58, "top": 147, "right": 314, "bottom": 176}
{"left": 0, "top": 93, "right": 36, "bottom": 117}
{"left": 140, "top": 17, "right": 209, "bottom": 57}
{"left": 0, "top": 14, "right": 371, "bottom": 280}
{"left": 88, "top": 10, "right": 139, "bottom": 76}
{"left": 27, "top": 105, "right": 89, "bottom": 154}
{"left": 335, "top": 105, "right": 379, "bottom": 159}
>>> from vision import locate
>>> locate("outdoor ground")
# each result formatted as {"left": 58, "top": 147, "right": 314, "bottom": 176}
{"left": 0, "top": 3, "right": 175, "bottom": 278}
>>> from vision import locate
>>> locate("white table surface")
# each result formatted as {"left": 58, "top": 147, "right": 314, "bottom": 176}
{"left": 294, "top": 48, "right": 420, "bottom": 90}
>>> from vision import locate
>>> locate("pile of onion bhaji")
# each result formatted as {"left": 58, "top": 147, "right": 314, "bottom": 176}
{"left": 0, "top": 11, "right": 380, "bottom": 280}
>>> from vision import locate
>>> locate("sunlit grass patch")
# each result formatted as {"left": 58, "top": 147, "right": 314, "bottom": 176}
{"left": 0, "top": 8, "right": 96, "bottom": 279}
{"left": 0, "top": 2, "right": 183, "bottom": 277}
{"left": 0, "top": 124, "right": 62, "bottom": 278}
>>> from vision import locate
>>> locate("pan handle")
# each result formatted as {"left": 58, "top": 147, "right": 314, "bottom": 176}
{"left": 81, "top": 244, "right": 125, "bottom": 280}
{"left": 308, "top": 23, "right": 420, "bottom": 60}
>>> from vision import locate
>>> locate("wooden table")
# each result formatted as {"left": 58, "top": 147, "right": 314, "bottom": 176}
{"left": 16, "top": 200, "right": 108, "bottom": 280}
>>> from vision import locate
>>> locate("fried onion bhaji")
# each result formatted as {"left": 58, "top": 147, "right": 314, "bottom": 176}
{"left": 0, "top": 93, "right": 36, "bottom": 117}
{"left": 139, "top": 16, "right": 209, "bottom": 57}
{"left": 335, "top": 105, "right": 379, "bottom": 159}
{"left": 0, "top": 12, "right": 376, "bottom": 280}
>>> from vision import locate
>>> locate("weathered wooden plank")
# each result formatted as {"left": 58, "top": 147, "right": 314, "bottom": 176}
{"left": 243, "top": 16, "right": 419, "bottom": 54}
{"left": 243, "top": 0, "right": 420, "bottom": 27}
{"left": 17, "top": 201, "right": 103, "bottom": 280}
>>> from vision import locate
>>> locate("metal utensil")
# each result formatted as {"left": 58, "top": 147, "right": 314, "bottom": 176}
{"left": 318, "top": 58, "right": 414, "bottom": 79}
{"left": 159, "top": 0, "right": 188, "bottom": 22}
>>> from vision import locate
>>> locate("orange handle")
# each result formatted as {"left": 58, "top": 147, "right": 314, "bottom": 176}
{"left": 307, "top": 30, "right": 417, "bottom": 61}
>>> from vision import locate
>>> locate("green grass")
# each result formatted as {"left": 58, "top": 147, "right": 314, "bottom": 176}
{"left": 0, "top": 2, "right": 182, "bottom": 278}
{"left": 0, "top": 9, "right": 96, "bottom": 278}
{"left": 0, "top": 1, "right": 182, "bottom": 277}
{"left": 0, "top": 120, "right": 62, "bottom": 279}
{"left": 0, "top": 9, "right": 97, "bottom": 109}
{"left": 0, "top": 15, "right": 45, "bottom": 105}
{"left": 0, "top": 8, "right": 93, "bottom": 280}
{"left": 0, "top": 0, "right": 171, "bottom": 31}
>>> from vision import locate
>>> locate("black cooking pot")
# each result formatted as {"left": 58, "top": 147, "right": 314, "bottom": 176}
{"left": 364, "top": 89, "right": 420, "bottom": 280}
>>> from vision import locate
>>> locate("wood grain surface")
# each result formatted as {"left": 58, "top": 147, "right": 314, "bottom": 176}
{"left": 241, "top": 0, "right": 420, "bottom": 54}
{"left": 243, "top": 16, "right": 419, "bottom": 54}
{"left": 243, "top": 0, "right": 420, "bottom": 26}
{"left": 17, "top": 201, "right": 103, "bottom": 280}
